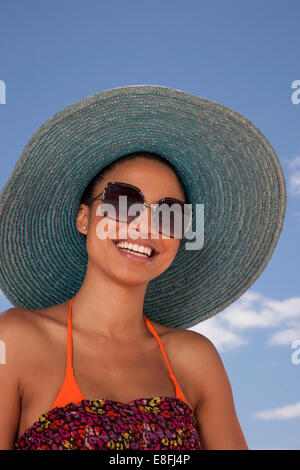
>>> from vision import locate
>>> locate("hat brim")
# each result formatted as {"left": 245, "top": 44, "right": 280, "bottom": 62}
{"left": 0, "top": 85, "right": 287, "bottom": 328}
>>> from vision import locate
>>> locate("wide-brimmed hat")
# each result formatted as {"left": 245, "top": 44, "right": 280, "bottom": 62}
{"left": 0, "top": 85, "right": 287, "bottom": 329}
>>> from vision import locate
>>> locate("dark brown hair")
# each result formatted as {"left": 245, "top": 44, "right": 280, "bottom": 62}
{"left": 79, "top": 151, "right": 188, "bottom": 205}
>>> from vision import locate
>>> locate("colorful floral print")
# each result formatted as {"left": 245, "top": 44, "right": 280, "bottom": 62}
{"left": 15, "top": 396, "right": 201, "bottom": 450}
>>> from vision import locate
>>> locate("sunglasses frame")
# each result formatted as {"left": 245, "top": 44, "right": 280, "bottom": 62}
{"left": 87, "top": 181, "right": 193, "bottom": 239}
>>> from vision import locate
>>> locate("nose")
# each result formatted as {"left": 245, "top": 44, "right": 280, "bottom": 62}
{"left": 128, "top": 204, "right": 159, "bottom": 240}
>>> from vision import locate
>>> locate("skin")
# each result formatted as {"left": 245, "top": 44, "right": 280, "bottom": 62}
{"left": 0, "top": 157, "right": 248, "bottom": 450}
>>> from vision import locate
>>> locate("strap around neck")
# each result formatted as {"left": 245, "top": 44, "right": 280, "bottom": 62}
{"left": 67, "top": 300, "right": 175, "bottom": 381}
{"left": 143, "top": 314, "right": 174, "bottom": 378}
{"left": 66, "top": 297, "right": 74, "bottom": 371}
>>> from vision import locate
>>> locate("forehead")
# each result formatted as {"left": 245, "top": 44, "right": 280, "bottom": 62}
{"left": 102, "top": 158, "right": 185, "bottom": 200}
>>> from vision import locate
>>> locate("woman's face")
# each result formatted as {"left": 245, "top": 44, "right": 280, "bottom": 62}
{"left": 76, "top": 157, "right": 186, "bottom": 286}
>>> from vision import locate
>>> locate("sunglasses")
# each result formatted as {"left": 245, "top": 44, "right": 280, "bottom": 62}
{"left": 87, "top": 181, "right": 193, "bottom": 239}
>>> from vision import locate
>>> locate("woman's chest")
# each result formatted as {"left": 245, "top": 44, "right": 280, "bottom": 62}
{"left": 15, "top": 397, "right": 201, "bottom": 450}
{"left": 18, "top": 333, "right": 194, "bottom": 440}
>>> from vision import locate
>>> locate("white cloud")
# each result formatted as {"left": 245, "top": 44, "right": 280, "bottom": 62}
{"left": 268, "top": 324, "right": 300, "bottom": 345}
{"left": 187, "top": 290, "right": 300, "bottom": 352}
{"left": 188, "top": 316, "right": 248, "bottom": 352}
{"left": 289, "top": 156, "right": 300, "bottom": 169}
{"left": 290, "top": 173, "right": 300, "bottom": 195}
{"left": 223, "top": 294, "right": 300, "bottom": 330}
{"left": 253, "top": 401, "right": 300, "bottom": 420}
{"left": 287, "top": 155, "right": 300, "bottom": 196}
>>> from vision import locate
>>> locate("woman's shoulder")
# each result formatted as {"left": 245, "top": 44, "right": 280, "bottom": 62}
{"left": 0, "top": 304, "right": 67, "bottom": 394}
{"left": 149, "top": 317, "right": 214, "bottom": 351}
{"left": 150, "top": 319, "right": 222, "bottom": 410}
{"left": 0, "top": 303, "right": 67, "bottom": 368}
{"left": 0, "top": 302, "right": 66, "bottom": 335}
{"left": 0, "top": 306, "right": 38, "bottom": 340}
{"left": 0, "top": 307, "right": 47, "bottom": 391}
{"left": 160, "top": 321, "right": 223, "bottom": 378}
{"left": 150, "top": 318, "right": 220, "bottom": 375}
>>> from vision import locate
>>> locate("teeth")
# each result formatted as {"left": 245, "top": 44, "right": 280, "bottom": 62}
{"left": 120, "top": 249, "right": 148, "bottom": 258}
{"left": 115, "top": 241, "right": 152, "bottom": 257}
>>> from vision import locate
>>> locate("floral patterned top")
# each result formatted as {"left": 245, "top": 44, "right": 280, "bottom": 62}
{"left": 14, "top": 396, "right": 201, "bottom": 450}
{"left": 14, "top": 298, "right": 201, "bottom": 450}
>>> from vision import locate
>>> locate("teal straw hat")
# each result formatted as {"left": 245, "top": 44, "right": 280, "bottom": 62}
{"left": 0, "top": 85, "right": 287, "bottom": 329}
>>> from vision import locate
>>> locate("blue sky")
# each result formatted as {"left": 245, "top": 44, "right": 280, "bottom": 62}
{"left": 0, "top": 0, "right": 299, "bottom": 450}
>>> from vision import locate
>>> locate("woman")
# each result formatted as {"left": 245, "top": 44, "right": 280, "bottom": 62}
{"left": 0, "top": 86, "right": 286, "bottom": 450}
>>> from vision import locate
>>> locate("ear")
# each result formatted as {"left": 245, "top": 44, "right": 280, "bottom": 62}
{"left": 76, "top": 203, "right": 90, "bottom": 235}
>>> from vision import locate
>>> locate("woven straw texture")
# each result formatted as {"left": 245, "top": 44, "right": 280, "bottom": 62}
{"left": 0, "top": 85, "right": 287, "bottom": 328}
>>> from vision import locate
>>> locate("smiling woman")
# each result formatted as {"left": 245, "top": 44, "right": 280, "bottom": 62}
{"left": 0, "top": 85, "right": 286, "bottom": 450}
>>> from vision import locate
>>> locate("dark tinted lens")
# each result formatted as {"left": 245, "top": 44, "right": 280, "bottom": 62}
{"left": 102, "top": 182, "right": 144, "bottom": 222}
{"left": 155, "top": 199, "right": 192, "bottom": 238}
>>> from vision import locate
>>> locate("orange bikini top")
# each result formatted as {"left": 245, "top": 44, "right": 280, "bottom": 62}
{"left": 50, "top": 297, "right": 189, "bottom": 410}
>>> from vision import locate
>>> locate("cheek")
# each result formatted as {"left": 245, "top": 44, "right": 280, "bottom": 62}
{"left": 86, "top": 219, "right": 125, "bottom": 259}
{"left": 163, "top": 239, "right": 181, "bottom": 255}
{"left": 157, "top": 240, "right": 181, "bottom": 267}
{"left": 85, "top": 218, "right": 107, "bottom": 253}
{"left": 94, "top": 217, "right": 128, "bottom": 242}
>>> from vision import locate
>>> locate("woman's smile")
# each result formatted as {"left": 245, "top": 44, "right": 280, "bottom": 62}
{"left": 112, "top": 239, "right": 158, "bottom": 264}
